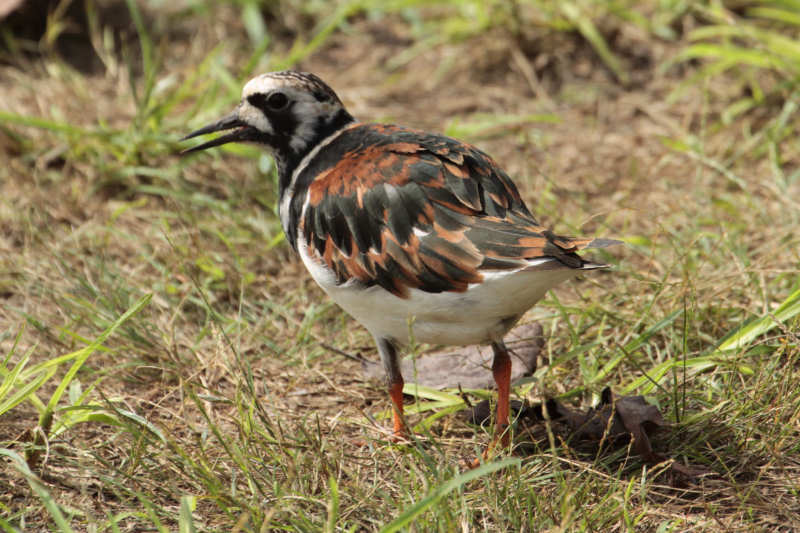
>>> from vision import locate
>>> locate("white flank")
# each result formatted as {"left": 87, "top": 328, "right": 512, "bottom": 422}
{"left": 297, "top": 238, "right": 580, "bottom": 346}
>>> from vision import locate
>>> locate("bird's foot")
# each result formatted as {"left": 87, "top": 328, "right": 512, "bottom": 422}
{"left": 388, "top": 428, "right": 412, "bottom": 445}
{"left": 462, "top": 424, "right": 512, "bottom": 470}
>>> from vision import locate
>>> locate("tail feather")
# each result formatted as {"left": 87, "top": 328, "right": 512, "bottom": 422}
{"left": 581, "top": 237, "right": 623, "bottom": 250}
{"left": 579, "top": 260, "right": 611, "bottom": 270}
{"left": 517, "top": 234, "right": 622, "bottom": 272}
{"left": 578, "top": 237, "right": 622, "bottom": 270}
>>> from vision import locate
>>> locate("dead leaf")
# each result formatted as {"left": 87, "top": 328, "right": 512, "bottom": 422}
{"left": 465, "top": 386, "right": 711, "bottom": 484}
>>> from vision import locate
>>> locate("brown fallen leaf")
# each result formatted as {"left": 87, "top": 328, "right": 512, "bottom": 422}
{"left": 361, "top": 322, "right": 544, "bottom": 389}
{"left": 466, "top": 387, "right": 711, "bottom": 484}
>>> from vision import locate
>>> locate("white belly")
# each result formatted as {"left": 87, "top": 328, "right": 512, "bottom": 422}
{"left": 297, "top": 240, "right": 576, "bottom": 346}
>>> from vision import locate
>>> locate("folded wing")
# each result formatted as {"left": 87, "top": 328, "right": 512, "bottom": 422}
{"left": 301, "top": 125, "right": 613, "bottom": 298}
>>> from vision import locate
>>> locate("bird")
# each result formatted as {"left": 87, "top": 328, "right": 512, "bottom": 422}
{"left": 181, "top": 70, "right": 618, "bottom": 456}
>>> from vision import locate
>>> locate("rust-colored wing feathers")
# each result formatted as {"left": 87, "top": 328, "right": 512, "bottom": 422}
{"left": 300, "top": 124, "right": 602, "bottom": 297}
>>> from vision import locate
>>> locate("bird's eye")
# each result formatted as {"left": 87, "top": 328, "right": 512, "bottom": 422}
{"left": 267, "top": 92, "right": 289, "bottom": 110}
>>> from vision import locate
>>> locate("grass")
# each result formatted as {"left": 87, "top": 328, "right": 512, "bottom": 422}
{"left": 1, "top": 0, "right": 800, "bottom": 530}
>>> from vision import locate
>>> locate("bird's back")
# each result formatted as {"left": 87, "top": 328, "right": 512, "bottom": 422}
{"left": 289, "top": 123, "right": 611, "bottom": 299}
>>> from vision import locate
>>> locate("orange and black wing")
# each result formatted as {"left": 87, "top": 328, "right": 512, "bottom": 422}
{"left": 298, "top": 124, "right": 596, "bottom": 297}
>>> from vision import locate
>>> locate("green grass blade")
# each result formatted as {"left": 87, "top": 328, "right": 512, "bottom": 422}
{"left": 0, "top": 448, "right": 75, "bottom": 532}
{"left": 0, "top": 516, "right": 20, "bottom": 533}
{"left": 402, "top": 383, "right": 462, "bottom": 403}
{"left": 591, "top": 309, "right": 683, "bottom": 386}
{"left": 241, "top": 1, "right": 268, "bottom": 46}
{"left": 276, "top": 0, "right": 366, "bottom": 69}
{"left": 0, "top": 366, "right": 57, "bottom": 416}
{"left": 123, "top": 0, "right": 155, "bottom": 112}
{"left": 747, "top": 6, "right": 800, "bottom": 26}
{"left": 712, "top": 285, "right": 800, "bottom": 354}
{"left": 678, "top": 43, "right": 789, "bottom": 70}
{"left": 413, "top": 403, "right": 466, "bottom": 432}
{"left": 136, "top": 491, "right": 168, "bottom": 533}
{"left": 379, "top": 458, "right": 520, "bottom": 533}
{"left": 19, "top": 344, "right": 106, "bottom": 381}
{"left": 623, "top": 288, "right": 799, "bottom": 394}
{"left": 41, "top": 294, "right": 151, "bottom": 422}
{"left": 622, "top": 354, "right": 754, "bottom": 395}
{"left": 689, "top": 23, "right": 800, "bottom": 62}
{"left": 114, "top": 408, "right": 167, "bottom": 444}
{"left": 0, "top": 110, "right": 91, "bottom": 135}
{"left": 324, "top": 476, "right": 339, "bottom": 533}
{"left": 0, "top": 344, "right": 32, "bottom": 407}
{"left": 560, "top": 2, "right": 629, "bottom": 84}
{"left": 403, "top": 398, "right": 466, "bottom": 416}
{"left": 179, "top": 495, "right": 197, "bottom": 533}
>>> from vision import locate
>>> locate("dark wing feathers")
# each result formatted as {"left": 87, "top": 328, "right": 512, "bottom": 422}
{"left": 299, "top": 124, "right": 598, "bottom": 297}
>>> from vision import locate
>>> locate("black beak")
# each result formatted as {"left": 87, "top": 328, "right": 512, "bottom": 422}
{"left": 180, "top": 109, "right": 259, "bottom": 154}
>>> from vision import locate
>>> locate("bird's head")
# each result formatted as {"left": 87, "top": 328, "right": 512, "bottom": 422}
{"left": 181, "top": 71, "right": 355, "bottom": 162}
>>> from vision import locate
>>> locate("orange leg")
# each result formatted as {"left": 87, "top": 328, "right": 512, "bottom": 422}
{"left": 389, "top": 377, "right": 406, "bottom": 438}
{"left": 464, "top": 341, "right": 513, "bottom": 468}
{"left": 377, "top": 337, "right": 407, "bottom": 441}
{"left": 490, "top": 341, "right": 512, "bottom": 450}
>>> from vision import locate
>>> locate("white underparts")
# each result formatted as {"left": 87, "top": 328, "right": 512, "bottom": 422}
{"left": 297, "top": 237, "right": 579, "bottom": 347}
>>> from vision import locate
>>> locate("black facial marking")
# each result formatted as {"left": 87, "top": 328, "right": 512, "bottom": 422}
{"left": 313, "top": 90, "right": 330, "bottom": 103}
{"left": 244, "top": 92, "right": 300, "bottom": 158}
{"left": 246, "top": 93, "right": 268, "bottom": 111}
{"left": 269, "top": 110, "right": 299, "bottom": 141}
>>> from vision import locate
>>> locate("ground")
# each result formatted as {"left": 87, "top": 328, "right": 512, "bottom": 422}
{"left": 1, "top": 1, "right": 799, "bottom": 531}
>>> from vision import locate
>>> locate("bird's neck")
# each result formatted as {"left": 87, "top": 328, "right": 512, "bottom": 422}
{"left": 275, "top": 109, "right": 357, "bottom": 245}
{"left": 276, "top": 108, "right": 356, "bottom": 202}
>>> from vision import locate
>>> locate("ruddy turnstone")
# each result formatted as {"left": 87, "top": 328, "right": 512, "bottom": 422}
{"left": 182, "top": 70, "right": 618, "bottom": 454}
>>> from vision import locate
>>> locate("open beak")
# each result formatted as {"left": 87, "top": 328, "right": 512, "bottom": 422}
{"left": 180, "top": 108, "right": 260, "bottom": 154}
